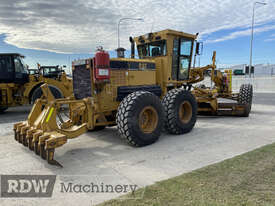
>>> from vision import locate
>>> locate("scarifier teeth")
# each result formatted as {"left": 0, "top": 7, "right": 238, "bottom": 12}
{"left": 19, "top": 134, "right": 23, "bottom": 143}
{"left": 46, "top": 149, "right": 63, "bottom": 167}
{"left": 40, "top": 144, "right": 46, "bottom": 160}
{"left": 28, "top": 137, "right": 34, "bottom": 150}
{"left": 14, "top": 131, "right": 19, "bottom": 141}
{"left": 14, "top": 121, "right": 65, "bottom": 167}
{"left": 13, "top": 122, "right": 23, "bottom": 142}
{"left": 20, "top": 126, "right": 30, "bottom": 146}
{"left": 32, "top": 130, "right": 43, "bottom": 153}
{"left": 14, "top": 122, "right": 27, "bottom": 144}
{"left": 26, "top": 129, "right": 36, "bottom": 150}
{"left": 22, "top": 134, "right": 28, "bottom": 146}
{"left": 38, "top": 134, "right": 50, "bottom": 160}
{"left": 34, "top": 142, "right": 40, "bottom": 155}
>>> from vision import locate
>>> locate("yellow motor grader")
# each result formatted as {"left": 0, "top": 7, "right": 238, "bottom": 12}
{"left": 13, "top": 29, "right": 252, "bottom": 166}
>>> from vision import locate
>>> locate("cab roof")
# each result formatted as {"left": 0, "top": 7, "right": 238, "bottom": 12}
{"left": 156, "top": 29, "right": 198, "bottom": 39}
{"left": 134, "top": 29, "right": 198, "bottom": 45}
{"left": 0, "top": 53, "right": 25, "bottom": 58}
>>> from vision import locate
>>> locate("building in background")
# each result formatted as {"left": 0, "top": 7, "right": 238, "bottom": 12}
{"left": 230, "top": 64, "right": 275, "bottom": 76}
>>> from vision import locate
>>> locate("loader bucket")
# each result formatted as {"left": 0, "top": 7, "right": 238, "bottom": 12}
{"left": 14, "top": 84, "right": 89, "bottom": 167}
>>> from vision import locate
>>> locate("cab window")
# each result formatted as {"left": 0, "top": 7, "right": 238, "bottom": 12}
{"left": 178, "top": 38, "right": 193, "bottom": 80}
{"left": 20, "top": 57, "right": 29, "bottom": 73}
{"left": 180, "top": 39, "right": 192, "bottom": 56}
{"left": 14, "top": 57, "right": 24, "bottom": 73}
{"left": 44, "top": 67, "right": 57, "bottom": 75}
{"left": 0, "top": 56, "right": 12, "bottom": 73}
{"left": 138, "top": 40, "right": 166, "bottom": 58}
{"left": 179, "top": 57, "right": 189, "bottom": 80}
{"left": 171, "top": 38, "right": 193, "bottom": 81}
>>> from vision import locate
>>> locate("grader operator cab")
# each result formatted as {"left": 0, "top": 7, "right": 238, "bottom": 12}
{"left": 0, "top": 53, "right": 72, "bottom": 112}
{"left": 13, "top": 29, "right": 252, "bottom": 166}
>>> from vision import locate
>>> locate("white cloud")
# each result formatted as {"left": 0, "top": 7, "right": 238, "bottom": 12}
{"left": 0, "top": 0, "right": 275, "bottom": 53}
{"left": 206, "top": 24, "right": 275, "bottom": 43}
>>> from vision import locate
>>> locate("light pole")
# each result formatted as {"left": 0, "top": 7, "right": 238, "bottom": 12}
{"left": 117, "top": 18, "right": 144, "bottom": 49}
{"left": 249, "top": 1, "right": 267, "bottom": 78}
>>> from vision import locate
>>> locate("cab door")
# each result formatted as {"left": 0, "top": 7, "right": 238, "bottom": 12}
{"left": 171, "top": 38, "right": 193, "bottom": 81}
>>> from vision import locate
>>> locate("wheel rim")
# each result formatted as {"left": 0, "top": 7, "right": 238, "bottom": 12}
{"left": 179, "top": 101, "right": 192, "bottom": 124}
{"left": 139, "top": 106, "right": 158, "bottom": 134}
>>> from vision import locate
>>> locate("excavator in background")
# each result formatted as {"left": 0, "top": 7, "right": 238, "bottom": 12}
{"left": 0, "top": 53, "right": 73, "bottom": 113}
{"left": 13, "top": 29, "right": 253, "bottom": 166}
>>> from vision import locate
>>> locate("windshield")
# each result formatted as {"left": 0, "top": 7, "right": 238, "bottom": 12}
{"left": 137, "top": 40, "right": 166, "bottom": 58}
{"left": 19, "top": 57, "right": 29, "bottom": 73}
{"left": 42, "top": 67, "right": 60, "bottom": 76}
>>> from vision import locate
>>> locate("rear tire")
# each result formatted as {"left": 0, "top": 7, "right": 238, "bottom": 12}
{"left": 116, "top": 91, "right": 164, "bottom": 147}
{"left": 162, "top": 89, "right": 197, "bottom": 134}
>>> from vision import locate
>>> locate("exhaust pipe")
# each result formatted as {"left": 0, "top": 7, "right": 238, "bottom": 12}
{"left": 116, "top": 47, "right": 126, "bottom": 58}
{"left": 129, "top": 36, "right": 135, "bottom": 58}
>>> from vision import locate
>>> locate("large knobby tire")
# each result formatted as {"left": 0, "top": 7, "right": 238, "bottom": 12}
{"left": 0, "top": 106, "right": 8, "bottom": 113}
{"left": 116, "top": 91, "right": 164, "bottom": 147}
{"left": 238, "top": 84, "right": 253, "bottom": 105}
{"left": 238, "top": 84, "right": 253, "bottom": 117}
{"left": 31, "top": 86, "right": 63, "bottom": 103}
{"left": 162, "top": 89, "right": 197, "bottom": 134}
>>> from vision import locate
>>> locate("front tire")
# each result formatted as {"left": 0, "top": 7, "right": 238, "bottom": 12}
{"left": 116, "top": 91, "right": 164, "bottom": 147}
{"left": 238, "top": 84, "right": 253, "bottom": 105}
{"left": 162, "top": 89, "right": 197, "bottom": 134}
{"left": 238, "top": 84, "right": 253, "bottom": 116}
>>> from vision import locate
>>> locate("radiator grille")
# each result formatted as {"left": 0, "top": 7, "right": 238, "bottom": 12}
{"left": 73, "top": 66, "right": 92, "bottom": 100}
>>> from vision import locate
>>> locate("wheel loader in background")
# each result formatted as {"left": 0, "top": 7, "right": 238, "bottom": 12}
{"left": 0, "top": 53, "right": 73, "bottom": 113}
{"left": 13, "top": 29, "right": 253, "bottom": 166}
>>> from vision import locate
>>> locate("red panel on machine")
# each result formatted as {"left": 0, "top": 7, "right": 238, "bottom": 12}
{"left": 95, "top": 50, "right": 110, "bottom": 67}
{"left": 93, "top": 50, "right": 110, "bottom": 81}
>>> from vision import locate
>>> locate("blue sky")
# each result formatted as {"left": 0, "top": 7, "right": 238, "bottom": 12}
{"left": 0, "top": 0, "right": 274, "bottom": 71}
{"left": 201, "top": 22, "right": 275, "bottom": 67}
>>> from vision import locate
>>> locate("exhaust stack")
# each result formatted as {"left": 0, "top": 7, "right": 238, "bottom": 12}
{"left": 129, "top": 37, "right": 135, "bottom": 58}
